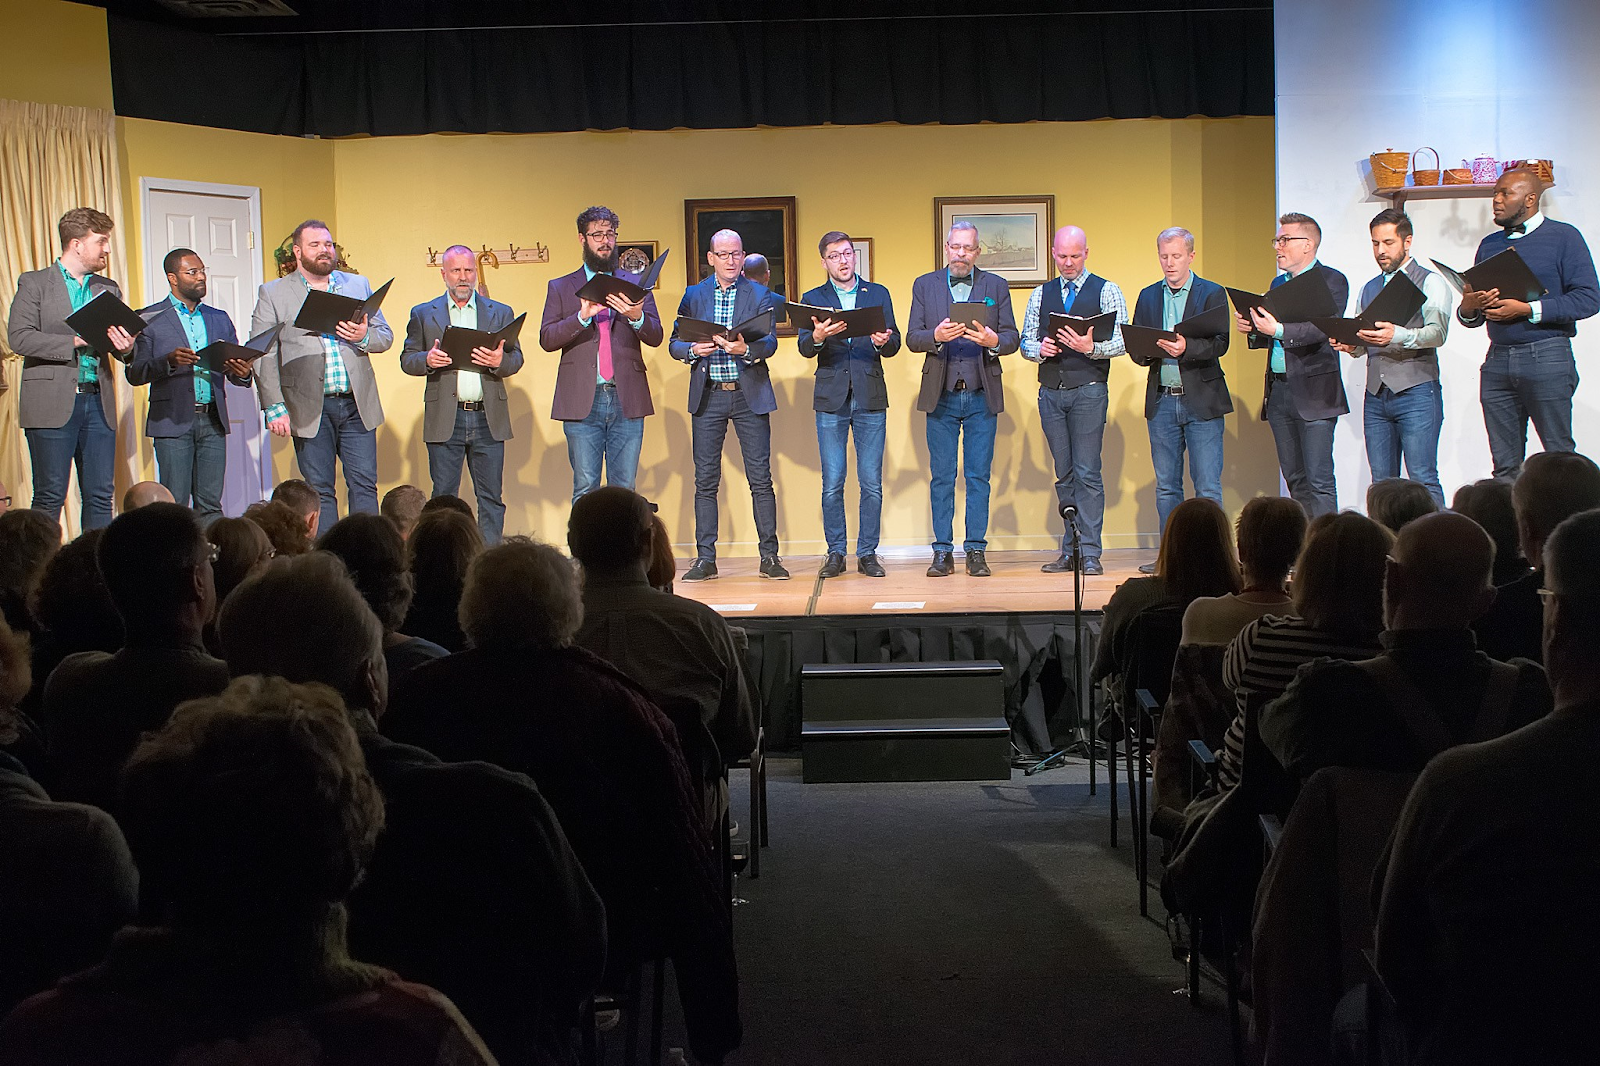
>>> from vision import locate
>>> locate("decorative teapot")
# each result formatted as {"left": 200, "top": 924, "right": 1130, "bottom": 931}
{"left": 1468, "top": 154, "right": 1502, "bottom": 183}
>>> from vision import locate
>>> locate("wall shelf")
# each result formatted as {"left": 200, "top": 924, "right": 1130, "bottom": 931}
{"left": 1374, "top": 182, "right": 1553, "bottom": 208}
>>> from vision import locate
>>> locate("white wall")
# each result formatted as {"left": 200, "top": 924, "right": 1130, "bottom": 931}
{"left": 1275, "top": 0, "right": 1600, "bottom": 506}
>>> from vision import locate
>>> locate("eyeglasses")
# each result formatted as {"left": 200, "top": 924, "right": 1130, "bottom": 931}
{"left": 258, "top": 547, "right": 277, "bottom": 563}
{"left": 1538, "top": 588, "right": 1556, "bottom": 604}
{"left": 0, "top": 495, "right": 10, "bottom": 506}
{"left": 205, "top": 542, "right": 221, "bottom": 563}
{"left": 709, "top": 250, "right": 747, "bottom": 261}
{"left": 584, "top": 229, "right": 618, "bottom": 242}
{"left": 823, "top": 249, "right": 856, "bottom": 263}
{"left": 1271, "top": 235, "right": 1313, "bottom": 248}
{"left": 174, "top": 267, "right": 206, "bottom": 277}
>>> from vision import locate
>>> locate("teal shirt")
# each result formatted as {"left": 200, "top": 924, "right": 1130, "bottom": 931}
{"left": 831, "top": 277, "right": 861, "bottom": 312}
{"left": 58, "top": 260, "right": 98, "bottom": 385}
{"left": 1160, "top": 276, "right": 1192, "bottom": 387}
{"left": 169, "top": 295, "right": 212, "bottom": 404}
{"left": 1269, "top": 260, "right": 1318, "bottom": 374}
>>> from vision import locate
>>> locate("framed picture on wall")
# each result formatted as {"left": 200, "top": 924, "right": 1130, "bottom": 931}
{"left": 616, "top": 241, "right": 658, "bottom": 277}
{"left": 933, "top": 195, "right": 1056, "bottom": 287}
{"left": 685, "top": 196, "right": 799, "bottom": 333}
{"left": 851, "top": 237, "right": 874, "bottom": 283}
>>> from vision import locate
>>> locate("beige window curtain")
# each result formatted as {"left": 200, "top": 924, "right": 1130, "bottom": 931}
{"left": 0, "top": 98, "right": 138, "bottom": 537}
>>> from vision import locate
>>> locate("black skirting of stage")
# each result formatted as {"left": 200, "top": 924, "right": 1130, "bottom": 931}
{"left": 737, "top": 610, "right": 1104, "bottom": 756}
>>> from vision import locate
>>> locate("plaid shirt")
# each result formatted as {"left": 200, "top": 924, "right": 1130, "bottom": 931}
{"left": 708, "top": 278, "right": 741, "bottom": 382}
{"left": 264, "top": 271, "right": 356, "bottom": 424}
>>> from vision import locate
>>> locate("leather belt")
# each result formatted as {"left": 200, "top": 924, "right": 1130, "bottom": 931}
{"left": 1268, "top": 372, "right": 1289, "bottom": 382}
{"left": 711, "top": 381, "right": 740, "bottom": 391}
{"left": 76, "top": 382, "right": 100, "bottom": 394}
{"left": 194, "top": 401, "right": 215, "bottom": 411}
{"left": 951, "top": 379, "right": 969, "bottom": 392}
{"left": 458, "top": 400, "right": 484, "bottom": 411}
{"left": 1160, "top": 386, "right": 1186, "bottom": 396}
{"left": 325, "top": 390, "right": 354, "bottom": 399}
{"left": 596, "top": 381, "right": 616, "bottom": 389}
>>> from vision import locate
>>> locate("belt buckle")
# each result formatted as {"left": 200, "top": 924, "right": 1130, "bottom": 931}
{"left": 953, "top": 379, "right": 968, "bottom": 391}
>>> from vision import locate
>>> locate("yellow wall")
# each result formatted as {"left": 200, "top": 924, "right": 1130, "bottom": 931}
{"left": 0, "top": 0, "right": 113, "bottom": 110}
{"left": 333, "top": 119, "right": 1279, "bottom": 552}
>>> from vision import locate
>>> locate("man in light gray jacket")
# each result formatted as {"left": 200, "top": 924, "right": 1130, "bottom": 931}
{"left": 250, "top": 219, "right": 392, "bottom": 533}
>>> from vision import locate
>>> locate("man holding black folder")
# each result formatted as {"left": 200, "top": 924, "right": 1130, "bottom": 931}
{"left": 668, "top": 228, "right": 786, "bottom": 581}
{"left": 908, "top": 221, "right": 1020, "bottom": 577}
{"left": 250, "top": 219, "right": 393, "bottom": 534}
{"left": 539, "top": 206, "right": 662, "bottom": 502}
{"left": 1457, "top": 168, "right": 1600, "bottom": 481}
{"left": 128, "top": 248, "right": 253, "bottom": 526}
{"left": 1335, "top": 209, "right": 1452, "bottom": 506}
{"left": 1020, "top": 225, "right": 1127, "bottom": 576}
{"left": 1236, "top": 212, "right": 1349, "bottom": 518}
{"left": 1126, "top": 227, "right": 1232, "bottom": 547}
{"left": 6, "top": 207, "right": 136, "bottom": 529}
{"left": 797, "top": 231, "right": 900, "bottom": 578}
{"left": 401, "top": 245, "right": 525, "bottom": 543}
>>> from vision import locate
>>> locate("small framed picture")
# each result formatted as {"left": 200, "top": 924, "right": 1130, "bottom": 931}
{"left": 851, "top": 237, "right": 875, "bottom": 283}
{"left": 933, "top": 195, "right": 1056, "bottom": 287}
{"left": 615, "top": 241, "right": 658, "bottom": 277}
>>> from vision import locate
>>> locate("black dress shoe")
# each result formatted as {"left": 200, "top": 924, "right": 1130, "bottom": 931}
{"left": 1082, "top": 559, "right": 1105, "bottom": 576}
{"left": 857, "top": 554, "right": 886, "bottom": 578}
{"left": 1040, "top": 555, "right": 1074, "bottom": 574}
{"left": 683, "top": 558, "right": 718, "bottom": 582}
{"left": 1138, "top": 561, "right": 1157, "bottom": 575}
{"left": 760, "top": 555, "right": 791, "bottom": 580}
{"left": 926, "top": 550, "right": 955, "bottom": 577}
{"left": 965, "top": 549, "right": 991, "bottom": 577}
{"left": 818, "top": 553, "right": 846, "bottom": 578}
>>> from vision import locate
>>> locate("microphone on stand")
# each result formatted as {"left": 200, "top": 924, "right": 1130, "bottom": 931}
{"left": 1059, "top": 500, "right": 1079, "bottom": 527}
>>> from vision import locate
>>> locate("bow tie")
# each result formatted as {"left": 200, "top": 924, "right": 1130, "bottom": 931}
{"left": 1505, "top": 223, "right": 1527, "bottom": 235}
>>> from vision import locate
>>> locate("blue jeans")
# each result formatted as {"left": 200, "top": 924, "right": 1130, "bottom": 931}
{"left": 291, "top": 394, "right": 378, "bottom": 535}
{"left": 155, "top": 409, "right": 227, "bottom": 527}
{"left": 692, "top": 387, "right": 778, "bottom": 560}
{"left": 1266, "top": 380, "right": 1338, "bottom": 518}
{"left": 926, "top": 389, "right": 998, "bottom": 553}
{"left": 428, "top": 406, "right": 507, "bottom": 544}
{"left": 1480, "top": 338, "right": 1577, "bottom": 481}
{"left": 1364, "top": 380, "right": 1445, "bottom": 507}
{"left": 563, "top": 383, "right": 645, "bottom": 502}
{"left": 1038, "top": 382, "right": 1109, "bottom": 560}
{"left": 817, "top": 397, "right": 887, "bottom": 557}
{"left": 25, "top": 391, "right": 115, "bottom": 529}
{"left": 1148, "top": 391, "right": 1225, "bottom": 534}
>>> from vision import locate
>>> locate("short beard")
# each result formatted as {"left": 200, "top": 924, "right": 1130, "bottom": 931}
{"left": 178, "top": 280, "right": 207, "bottom": 304}
{"left": 583, "top": 246, "right": 618, "bottom": 274}
{"left": 949, "top": 262, "right": 974, "bottom": 278}
{"left": 299, "top": 253, "right": 335, "bottom": 278}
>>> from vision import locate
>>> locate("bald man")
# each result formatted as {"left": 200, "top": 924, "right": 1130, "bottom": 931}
{"left": 1259, "top": 511, "right": 1551, "bottom": 783}
{"left": 1458, "top": 167, "right": 1600, "bottom": 481}
{"left": 742, "top": 253, "right": 771, "bottom": 289}
{"left": 1020, "top": 225, "right": 1128, "bottom": 575}
{"left": 122, "top": 480, "right": 175, "bottom": 512}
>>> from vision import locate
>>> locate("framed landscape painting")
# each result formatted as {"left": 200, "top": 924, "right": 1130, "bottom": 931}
{"left": 933, "top": 195, "right": 1056, "bottom": 287}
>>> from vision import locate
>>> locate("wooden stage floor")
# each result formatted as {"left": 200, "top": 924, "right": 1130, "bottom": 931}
{"left": 673, "top": 547, "right": 1154, "bottom": 618}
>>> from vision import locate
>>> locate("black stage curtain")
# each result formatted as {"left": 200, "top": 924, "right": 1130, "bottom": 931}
{"left": 106, "top": 9, "right": 1271, "bottom": 137}
{"left": 736, "top": 611, "right": 1102, "bottom": 755}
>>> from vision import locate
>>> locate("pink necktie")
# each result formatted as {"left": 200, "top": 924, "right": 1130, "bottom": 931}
{"left": 596, "top": 309, "right": 614, "bottom": 381}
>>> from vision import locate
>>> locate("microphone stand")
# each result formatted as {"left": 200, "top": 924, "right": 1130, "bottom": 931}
{"left": 1025, "top": 506, "right": 1092, "bottom": 787}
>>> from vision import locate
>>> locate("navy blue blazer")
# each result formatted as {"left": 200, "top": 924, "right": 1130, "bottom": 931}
{"left": 796, "top": 279, "right": 901, "bottom": 412}
{"left": 667, "top": 276, "right": 780, "bottom": 415}
{"left": 1245, "top": 263, "right": 1350, "bottom": 421}
{"left": 1129, "top": 275, "right": 1233, "bottom": 421}
{"left": 127, "top": 300, "right": 245, "bottom": 438}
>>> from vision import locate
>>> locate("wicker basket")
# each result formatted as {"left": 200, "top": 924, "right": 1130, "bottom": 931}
{"left": 1442, "top": 168, "right": 1475, "bottom": 185}
{"left": 1371, "top": 149, "right": 1410, "bottom": 189}
{"left": 1530, "top": 158, "right": 1555, "bottom": 184}
{"left": 1411, "top": 147, "right": 1441, "bottom": 186}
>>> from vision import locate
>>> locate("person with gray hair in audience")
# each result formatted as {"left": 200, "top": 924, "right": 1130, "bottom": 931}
{"left": 0, "top": 675, "right": 497, "bottom": 1066}
{"left": 1372, "top": 507, "right": 1600, "bottom": 1065}
{"left": 44, "top": 504, "right": 229, "bottom": 813}
{"left": 217, "top": 552, "right": 605, "bottom": 1066}
{"left": 384, "top": 538, "right": 743, "bottom": 1066}
{"left": 1473, "top": 449, "right": 1600, "bottom": 662}
{"left": 380, "top": 484, "right": 427, "bottom": 540}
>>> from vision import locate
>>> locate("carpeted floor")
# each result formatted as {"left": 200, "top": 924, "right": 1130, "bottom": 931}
{"left": 681, "top": 756, "right": 1236, "bottom": 1065}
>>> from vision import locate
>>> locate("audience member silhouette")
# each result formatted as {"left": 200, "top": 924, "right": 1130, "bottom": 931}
{"left": 318, "top": 515, "right": 448, "bottom": 694}
{"left": 400, "top": 509, "right": 482, "bottom": 652}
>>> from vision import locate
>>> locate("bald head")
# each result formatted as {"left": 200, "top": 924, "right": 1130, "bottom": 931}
{"left": 1386, "top": 511, "right": 1497, "bottom": 628}
{"left": 1052, "top": 226, "right": 1089, "bottom": 282}
{"left": 742, "top": 252, "right": 770, "bottom": 287}
{"left": 1493, "top": 167, "right": 1545, "bottom": 229}
{"left": 707, "top": 228, "right": 745, "bottom": 285}
{"left": 123, "top": 481, "right": 174, "bottom": 512}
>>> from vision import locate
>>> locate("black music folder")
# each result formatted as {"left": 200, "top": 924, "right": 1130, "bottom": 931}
{"left": 784, "top": 301, "right": 886, "bottom": 339}
{"left": 1311, "top": 272, "right": 1428, "bottom": 348}
{"left": 440, "top": 313, "right": 527, "bottom": 372}
{"left": 293, "top": 278, "right": 394, "bottom": 334}
{"left": 1228, "top": 268, "right": 1338, "bottom": 324}
{"left": 1044, "top": 311, "right": 1116, "bottom": 344}
{"left": 949, "top": 301, "right": 998, "bottom": 331}
{"left": 199, "top": 324, "right": 283, "bottom": 373}
{"left": 1117, "top": 304, "right": 1229, "bottom": 361}
{"left": 1430, "top": 248, "right": 1548, "bottom": 304}
{"left": 64, "top": 291, "right": 153, "bottom": 353}
{"left": 675, "top": 309, "right": 776, "bottom": 344}
{"left": 574, "top": 248, "right": 672, "bottom": 305}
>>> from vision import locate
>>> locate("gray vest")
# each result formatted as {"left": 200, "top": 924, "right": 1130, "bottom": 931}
{"left": 1362, "top": 258, "right": 1438, "bottom": 396}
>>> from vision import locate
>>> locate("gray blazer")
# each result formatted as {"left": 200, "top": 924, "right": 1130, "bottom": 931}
{"left": 399, "top": 293, "right": 525, "bottom": 444}
{"left": 6, "top": 265, "right": 124, "bottom": 431}
{"left": 249, "top": 272, "right": 393, "bottom": 438}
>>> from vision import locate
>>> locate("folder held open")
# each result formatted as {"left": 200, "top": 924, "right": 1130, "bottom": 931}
{"left": 676, "top": 309, "right": 776, "bottom": 345}
{"left": 440, "top": 313, "right": 527, "bottom": 373}
{"left": 784, "top": 301, "right": 886, "bottom": 339}
{"left": 199, "top": 324, "right": 284, "bottom": 374}
{"left": 64, "top": 291, "right": 155, "bottom": 354}
{"left": 1043, "top": 311, "right": 1116, "bottom": 344}
{"left": 574, "top": 249, "right": 672, "bottom": 305}
{"left": 1310, "top": 272, "right": 1428, "bottom": 348}
{"left": 1429, "top": 248, "right": 1547, "bottom": 304}
{"left": 293, "top": 279, "right": 394, "bottom": 334}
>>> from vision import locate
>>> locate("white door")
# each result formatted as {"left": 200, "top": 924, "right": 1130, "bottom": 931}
{"left": 141, "top": 180, "right": 270, "bottom": 517}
